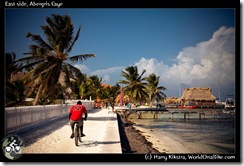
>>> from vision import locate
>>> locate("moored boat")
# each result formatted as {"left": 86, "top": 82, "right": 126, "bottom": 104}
{"left": 224, "top": 95, "right": 235, "bottom": 110}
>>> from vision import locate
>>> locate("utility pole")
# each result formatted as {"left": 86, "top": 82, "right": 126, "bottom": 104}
{"left": 217, "top": 77, "right": 221, "bottom": 102}
{"left": 179, "top": 84, "right": 181, "bottom": 98}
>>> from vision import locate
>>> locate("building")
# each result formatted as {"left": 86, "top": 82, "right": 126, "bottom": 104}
{"left": 180, "top": 87, "right": 216, "bottom": 107}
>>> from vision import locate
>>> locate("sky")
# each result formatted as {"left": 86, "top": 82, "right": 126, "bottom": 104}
{"left": 5, "top": 8, "right": 236, "bottom": 101}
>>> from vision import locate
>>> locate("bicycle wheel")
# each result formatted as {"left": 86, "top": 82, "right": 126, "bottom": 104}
{"left": 74, "top": 123, "right": 79, "bottom": 146}
{"left": 79, "top": 129, "right": 82, "bottom": 143}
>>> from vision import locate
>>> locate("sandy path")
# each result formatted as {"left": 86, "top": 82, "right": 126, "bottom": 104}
{"left": 20, "top": 109, "right": 121, "bottom": 153}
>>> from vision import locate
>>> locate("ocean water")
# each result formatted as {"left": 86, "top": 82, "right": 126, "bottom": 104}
{"left": 128, "top": 108, "right": 236, "bottom": 154}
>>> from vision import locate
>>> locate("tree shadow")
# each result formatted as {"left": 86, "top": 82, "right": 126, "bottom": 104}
{"left": 17, "top": 116, "right": 69, "bottom": 146}
{"left": 87, "top": 116, "right": 117, "bottom": 121}
{"left": 88, "top": 108, "right": 102, "bottom": 114}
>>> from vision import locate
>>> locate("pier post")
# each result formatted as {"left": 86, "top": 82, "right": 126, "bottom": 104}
{"left": 199, "top": 113, "right": 205, "bottom": 120}
{"left": 153, "top": 112, "right": 159, "bottom": 120}
{"left": 172, "top": 112, "right": 174, "bottom": 120}
{"left": 184, "top": 112, "right": 190, "bottom": 120}
{"left": 137, "top": 111, "right": 142, "bottom": 119}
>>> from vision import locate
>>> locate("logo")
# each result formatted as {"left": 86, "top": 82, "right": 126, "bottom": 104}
{"left": 2, "top": 134, "right": 25, "bottom": 160}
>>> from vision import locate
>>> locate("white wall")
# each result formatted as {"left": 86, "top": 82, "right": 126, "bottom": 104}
{"left": 5, "top": 100, "right": 94, "bottom": 135}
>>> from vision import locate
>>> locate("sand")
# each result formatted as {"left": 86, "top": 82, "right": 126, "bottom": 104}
{"left": 133, "top": 125, "right": 191, "bottom": 153}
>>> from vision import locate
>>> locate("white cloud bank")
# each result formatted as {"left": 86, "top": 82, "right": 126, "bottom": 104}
{"left": 135, "top": 26, "right": 235, "bottom": 98}
{"left": 83, "top": 26, "right": 236, "bottom": 98}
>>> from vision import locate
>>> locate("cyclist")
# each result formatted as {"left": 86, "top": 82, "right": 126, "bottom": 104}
{"left": 69, "top": 101, "right": 87, "bottom": 139}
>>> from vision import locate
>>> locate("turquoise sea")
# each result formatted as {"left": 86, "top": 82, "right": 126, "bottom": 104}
{"left": 128, "top": 108, "right": 237, "bottom": 154}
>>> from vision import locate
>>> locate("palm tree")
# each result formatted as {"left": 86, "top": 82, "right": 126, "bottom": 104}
{"left": 100, "top": 83, "right": 120, "bottom": 104}
{"left": 15, "top": 14, "right": 95, "bottom": 105}
{"left": 145, "top": 73, "right": 167, "bottom": 106}
{"left": 5, "top": 52, "right": 27, "bottom": 106}
{"left": 118, "top": 66, "right": 148, "bottom": 104}
{"left": 79, "top": 75, "right": 103, "bottom": 100}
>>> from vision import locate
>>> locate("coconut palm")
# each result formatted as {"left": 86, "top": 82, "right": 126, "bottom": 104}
{"left": 118, "top": 66, "right": 148, "bottom": 104}
{"left": 79, "top": 75, "right": 103, "bottom": 100}
{"left": 100, "top": 83, "right": 120, "bottom": 104}
{"left": 5, "top": 52, "right": 27, "bottom": 105}
{"left": 15, "top": 14, "right": 96, "bottom": 105}
{"left": 145, "top": 73, "right": 167, "bottom": 106}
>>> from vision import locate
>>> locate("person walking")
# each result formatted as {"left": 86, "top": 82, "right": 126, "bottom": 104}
{"left": 111, "top": 102, "right": 115, "bottom": 112}
{"left": 69, "top": 101, "right": 87, "bottom": 139}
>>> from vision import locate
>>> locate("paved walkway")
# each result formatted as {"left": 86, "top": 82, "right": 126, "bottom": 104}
{"left": 21, "top": 108, "right": 122, "bottom": 154}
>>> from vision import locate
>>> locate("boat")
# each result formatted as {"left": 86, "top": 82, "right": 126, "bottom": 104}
{"left": 178, "top": 105, "right": 197, "bottom": 109}
{"left": 222, "top": 109, "right": 235, "bottom": 114}
{"left": 224, "top": 95, "right": 235, "bottom": 110}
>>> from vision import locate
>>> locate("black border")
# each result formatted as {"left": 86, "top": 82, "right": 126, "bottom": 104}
{"left": 2, "top": 0, "right": 241, "bottom": 163}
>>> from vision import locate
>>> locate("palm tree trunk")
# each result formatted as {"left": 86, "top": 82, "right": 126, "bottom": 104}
{"left": 33, "top": 84, "right": 43, "bottom": 105}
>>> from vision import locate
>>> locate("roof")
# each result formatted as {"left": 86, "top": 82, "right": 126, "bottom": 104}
{"left": 165, "top": 97, "right": 180, "bottom": 103}
{"left": 101, "top": 84, "right": 112, "bottom": 88}
{"left": 180, "top": 87, "right": 216, "bottom": 101}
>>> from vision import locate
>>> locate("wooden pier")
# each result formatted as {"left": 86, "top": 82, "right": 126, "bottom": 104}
{"left": 115, "top": 107, "right": 235, "bottom": 120}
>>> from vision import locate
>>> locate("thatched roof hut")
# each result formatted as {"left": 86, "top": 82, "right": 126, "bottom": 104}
{"left": 180, "top": 87, "right": 216, "bottom": 106}
{"left": 165, "top": 97, "right": 181, "bottom": 104}
{"left": 180, "top": 87, "right": 216, "bottom": 101}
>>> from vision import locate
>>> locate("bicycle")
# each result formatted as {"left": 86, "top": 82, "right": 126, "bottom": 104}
{"left": 4, "top": 140, "right": 21, "bottom": 154}
{"left": 74, "top": 122, "right": 82, "bottom": 146}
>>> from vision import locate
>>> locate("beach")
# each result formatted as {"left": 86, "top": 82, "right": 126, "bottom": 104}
{"left": 117, "top": 112, "right": 191, "bottom": 154}
{"left": 117, "top": 112, "right": 162, "bottom": 154}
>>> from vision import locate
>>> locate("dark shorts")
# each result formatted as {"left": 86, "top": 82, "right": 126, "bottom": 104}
{"left": 70, "top": 119, "right": 84, "bottom": 127}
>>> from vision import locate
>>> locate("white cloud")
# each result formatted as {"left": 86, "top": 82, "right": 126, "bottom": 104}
{"left": 135, "top": 26, "right": 235, "bottom": 97}
{"left": 102, "top": 75, "right": 110, "bottom": 83}
{"left": 89, "top": 66, "right": 125, "bottom": 84}
{"left": 74, "top": 64, "right": 90, "bottom": 73}
{"left": 90, "top": 66, "right": 125, "bottom": 76}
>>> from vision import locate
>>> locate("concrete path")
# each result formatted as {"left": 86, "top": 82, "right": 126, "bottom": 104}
{"left": 21, "top": 108, "right": 122, "bottom": 154}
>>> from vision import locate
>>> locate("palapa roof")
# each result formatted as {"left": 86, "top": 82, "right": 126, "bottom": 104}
{"left": 180, "top": 87, "right": 216, "bottom": 101}
{"left": 165, "top": 97, "right": 180, "bottom": 104}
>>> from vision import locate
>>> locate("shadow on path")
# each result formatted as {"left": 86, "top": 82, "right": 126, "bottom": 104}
{"left": 87, "top": 116, "right": 117, "bottom": 121}
{"left": 18, "top": 116, "right": 68, "bottom": 146}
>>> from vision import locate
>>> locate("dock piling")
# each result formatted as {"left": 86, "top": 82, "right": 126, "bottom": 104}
{"left": 199, "top": 112, "right": 205, "bottom": 120}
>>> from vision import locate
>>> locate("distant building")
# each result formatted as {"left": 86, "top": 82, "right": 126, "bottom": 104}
{"left": 165, "top": 97, "right": 180, "bottom": 105}
{"left": 180, "top": 87, "right": 216, "bottom": 107}
{"left": 101, "top": 83, "right": 112, "bottom": 88}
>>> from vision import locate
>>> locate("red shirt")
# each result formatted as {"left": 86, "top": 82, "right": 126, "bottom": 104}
{"left": 69, "top": 104, "right": 87, "bottom": 121}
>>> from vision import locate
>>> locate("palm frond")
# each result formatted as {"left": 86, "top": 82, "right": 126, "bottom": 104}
{"left": 41, "top": 25, "right": 56, "bottom": 47}
{"left": 26, "top": 32, "right": 52, "bottom": 50}
{"left": 64, "top": 62, "right": 82, "bottom": 78}
{"left": 68, "top": 54, "right": 96, "bottom": 63}
{"left": 15, "top": 56, "right": 44, "bottom": 69}
{"left": 65, "top": 25, "right": 81, "bottom": 54}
